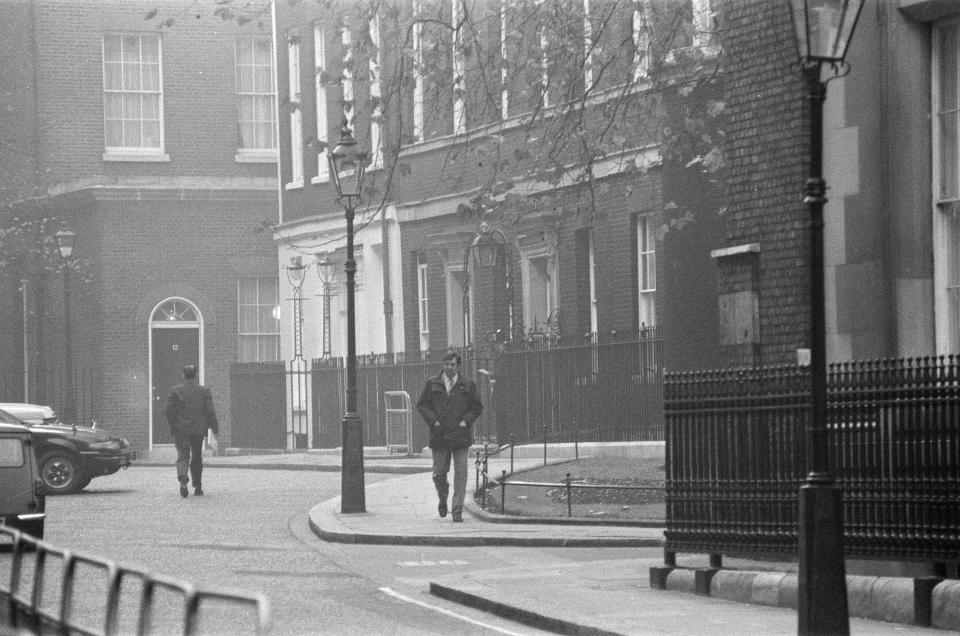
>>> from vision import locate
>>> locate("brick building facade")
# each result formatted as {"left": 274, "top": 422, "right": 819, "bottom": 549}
{"left": 272, "top": 0, "right": 726, "bottom": 416}
{"left": 0, "top": 0, "right": 280, "bottom": 453}
{"left": 716, "top": 0, "right": 959, "bottom": 367}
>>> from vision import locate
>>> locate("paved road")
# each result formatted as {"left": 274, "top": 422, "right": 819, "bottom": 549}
{"left": 39, "top": 466, "right": 559, "bottom": 635}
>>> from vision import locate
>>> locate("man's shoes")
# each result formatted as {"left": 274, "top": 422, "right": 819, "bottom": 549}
{"left": 179, "top": 483, "right": 189, "bottom": 498}
{"left": 452, "top": 510, "right": 463, "bottom": 522}
{"left": 438, "top": 501, "right": 448, "bottom": 518}
{"left": 194, "top": 487, "right": 204, "bottom": 496}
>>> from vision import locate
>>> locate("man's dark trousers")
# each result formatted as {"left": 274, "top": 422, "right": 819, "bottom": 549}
{"left": 174, "top": 432, "right": 205, "bottom": 487}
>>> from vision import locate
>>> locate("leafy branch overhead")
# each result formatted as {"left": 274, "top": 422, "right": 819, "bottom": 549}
{"left": 154, "top": 0, "right": 726, "bottom": 246}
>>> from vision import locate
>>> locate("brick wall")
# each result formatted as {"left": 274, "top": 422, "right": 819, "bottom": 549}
{"left": 0, "top": 0, "right": 280, "bottom": 453}
{"left": 720, "top": 0, "right": 810, "bottom": 366}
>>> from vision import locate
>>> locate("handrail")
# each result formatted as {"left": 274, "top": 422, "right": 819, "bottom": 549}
{"left": 0, "top": 527, "right": 271, "bottom": 635}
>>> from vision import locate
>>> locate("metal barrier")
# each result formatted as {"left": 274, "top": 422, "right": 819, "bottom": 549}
{"left": 0, "top": 527, "right": 270, "bottom": 635}
{"left": 663, "top": 356, "right": 960, "bottom": 564}
{"left": 384, "top": 391, "right": 413, "bottom": 454}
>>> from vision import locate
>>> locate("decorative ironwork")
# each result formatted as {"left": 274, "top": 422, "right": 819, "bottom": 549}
{"left": 284, "top": 256, "right": 308, "bottom": 360}
{"left": 663, "top": 355, "right": 960, "bottom": 564}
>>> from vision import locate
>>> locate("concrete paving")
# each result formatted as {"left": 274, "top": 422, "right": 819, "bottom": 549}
{"left": 135, "top": 444, "right": 959, "bottom": 635}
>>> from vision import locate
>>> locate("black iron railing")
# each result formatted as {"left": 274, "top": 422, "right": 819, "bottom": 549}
{"left": 664, "top": 356, "right": 960, "bottom": 564}
{"left": 0, "top": 528, "right": 270, "bottom": 635}
{"left": 230, "top": 331, "right": 664, "bottom": 451}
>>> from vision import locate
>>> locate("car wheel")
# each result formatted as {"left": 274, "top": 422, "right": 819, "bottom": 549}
{"left": 39, "top": 451, "right": 82, "bottom": 495}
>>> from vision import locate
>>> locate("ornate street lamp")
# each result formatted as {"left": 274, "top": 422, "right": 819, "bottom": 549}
{"left": 787, "top": 1, "right": 865, "bottom": 634}
{"left": 315, "top": 253, "right": 338, "bottom": 358}
{"left": 284, "top": 255, "right": 307, "bottom": 360}
{"left": 54, "top": 229, "right": 76, "bottom": 423}
{"left": 326, "top": 123, "right": 368, "bottom": 513}
{"left": 462, "top": 222, "right": 514, "bottom": 347}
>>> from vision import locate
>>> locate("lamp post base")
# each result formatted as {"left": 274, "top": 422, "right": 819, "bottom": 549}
{"left": 798, "top": 482, "right": 848, "bottom": 635}
{"left": 340, "top": 413, "right": 366, "bottom": 513}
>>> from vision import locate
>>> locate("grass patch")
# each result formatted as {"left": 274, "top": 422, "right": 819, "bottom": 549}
{"left": 479, "top": 457, "right": 665, "bottom": 522}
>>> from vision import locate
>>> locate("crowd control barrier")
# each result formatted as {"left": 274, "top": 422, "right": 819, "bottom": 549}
{"left": 0, "top": 527, "right": 270, "bottom": 635}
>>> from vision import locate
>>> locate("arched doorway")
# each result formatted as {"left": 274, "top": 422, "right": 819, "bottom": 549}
{"left": 149, "top": 298, "right": 203, "bottom": 447}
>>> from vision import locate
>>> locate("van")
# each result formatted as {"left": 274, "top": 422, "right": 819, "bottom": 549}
{"left": 0, "top": 422, "right": 46, "bottom": 539}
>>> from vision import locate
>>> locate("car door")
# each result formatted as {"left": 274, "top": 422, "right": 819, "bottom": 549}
{"left": 0, "top": 435, "right": 33, "bottom": 515}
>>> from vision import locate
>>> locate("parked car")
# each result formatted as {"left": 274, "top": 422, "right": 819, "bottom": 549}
{"left": 0, "top": 421, "right": 46, "bottom": 539}
{"left": 0, "top": 404, "right": 136, "bottom": 495}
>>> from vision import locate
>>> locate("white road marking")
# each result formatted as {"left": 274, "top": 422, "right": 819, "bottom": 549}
{"left": 398, "top": 559, "right": 470, "bottom": 567}
{"left": 379, "top": 586, "right": 531, "bottom": 636}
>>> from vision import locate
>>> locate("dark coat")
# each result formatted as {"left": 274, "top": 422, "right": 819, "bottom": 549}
{"left": 165, "top": 380, "right": 219, "bottom": 436}
{"left": 416, "top": 372, "right": 482, "bottom": 450}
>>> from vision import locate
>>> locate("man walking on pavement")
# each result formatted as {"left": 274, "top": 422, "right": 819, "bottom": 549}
{"left": 416, "top": 350, "right": 483, "bottom": 522}
{"left": 165, "top": 364, "right": 218, "bottom": 497}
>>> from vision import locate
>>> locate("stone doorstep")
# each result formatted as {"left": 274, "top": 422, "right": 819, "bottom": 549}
{"left": 649, "top": 565, "right": 960, "bottom": 631}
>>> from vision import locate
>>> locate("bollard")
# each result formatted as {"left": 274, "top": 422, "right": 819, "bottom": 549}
{"left": 565, "top": 473, "right": 572, "bottom": 517}
{"left": 501, "top": 470, "right": 507, "bottom": 514}
{"left": 542, "top": 425, "right": 547, "bottom": 465}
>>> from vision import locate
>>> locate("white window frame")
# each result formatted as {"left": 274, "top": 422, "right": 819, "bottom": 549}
{"left": 286, "top": 35, "right": 303, "bottom": 188}
{"left": 691, "top": 0, "right": 716, "bottom": 51}
{"left": 499, "top": 0, "right": 509, "bottom": 119}
{"left": 632, "top": 1, "right": 650, "bottom": 82}
{"left": 539, "top": 24, "right": 550, "bottom": 109}
{"left": 445, "top": 264, "right": 473, "bottom": 347}
{"left": 413, "top": 0, "right": 425, "bottom": 142}
{"left": 313, "top": 24, "right": 330, "bottom": 182}
{"left": 235, "top": 36, "right": 278, "bottom": 163}
{"left": 521, "top": 245, "right": 558, "bottom": 333}
{"left": 933, "top": 20, "right": 960, "bottom": 354}
{"left": 452, "top": 0, "right": 466, "bottom": 135}
{"left": 102, "top": 33, "right": 168, "bottom": 162}
{"left": 341, "top": 25, "right": 355, "bottom": 133}
{"left": 637, "top": 214, "right": 656, "bottom": 327}
{"left": 583, "top": 0, "right": 593, "bottom": 91}
{"left": 237, "top": 277, "right": 281, "bottom": 362}
{"left": 418, "top": 260, "right": 430, "bottom": 351}
{"left": 369, "top": 13, "right": 384, "bottom": 167}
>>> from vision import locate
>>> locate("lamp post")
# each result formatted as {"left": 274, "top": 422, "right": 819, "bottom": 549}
{"left": 787, "top": 2, "right": 864, "bottom": 634}
{"left": 285, "top": 255, "right": 307, "bottom": 360}
{"left": 326, "top": 123, "right": 368, "bottom": 513}
{"left": 315, "top": 254, "right": 338, "bottom": 358}
{"left": 462, "top": 222, "right": 514, "bottom": 347}
{"left": 54, "top": 230, "right": 76, "bottom": 424}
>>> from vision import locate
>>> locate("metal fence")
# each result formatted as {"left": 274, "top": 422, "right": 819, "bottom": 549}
{"left": 0, "top": 527, "right": 270, "bottom": 635}
{"left": 495, "top": 327, "right": 664, "bottom": 445}
{"left": 228, "top": 330, "right": 664, "bottom": 451}
{"left": 0, "top": 367, "right": 99, "bottom": 426}
{"left": 663, "top": 356, "right": 960, "bottom": 564}
{"left": 311, "top": 348, "right": 485, "bottom": 452}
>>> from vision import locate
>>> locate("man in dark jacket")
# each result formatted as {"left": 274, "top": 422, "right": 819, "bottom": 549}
{"left": 416, "top": 350, "right": 482, "bottom": 522}
{"left": 165, "top": 364, "right": 218, "bottom": 497}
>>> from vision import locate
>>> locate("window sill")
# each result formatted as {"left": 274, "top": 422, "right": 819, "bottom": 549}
{"left": 285, "top": 181, "right": 304, "bottom": 191}
{"left": 102, "top": 150, "right": 170, "bottom": 162}
{"left": 310, "top": 174, "right": 330, "bottom": 185}
{"left": 235, "top": 149, "right": 278, "bottom": 164}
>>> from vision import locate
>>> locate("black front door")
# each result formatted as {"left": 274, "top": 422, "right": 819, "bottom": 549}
{"left": 152, "top": 328, "right": 200, "bottom": 445}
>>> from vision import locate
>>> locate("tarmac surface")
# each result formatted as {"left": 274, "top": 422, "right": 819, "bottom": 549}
{"left": 137, "top": 445, "right": 955, "bottom": 635}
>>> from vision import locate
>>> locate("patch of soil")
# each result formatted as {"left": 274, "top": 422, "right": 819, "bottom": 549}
{"left": 479, "top": 456, "right": 666, "bottom": 520}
